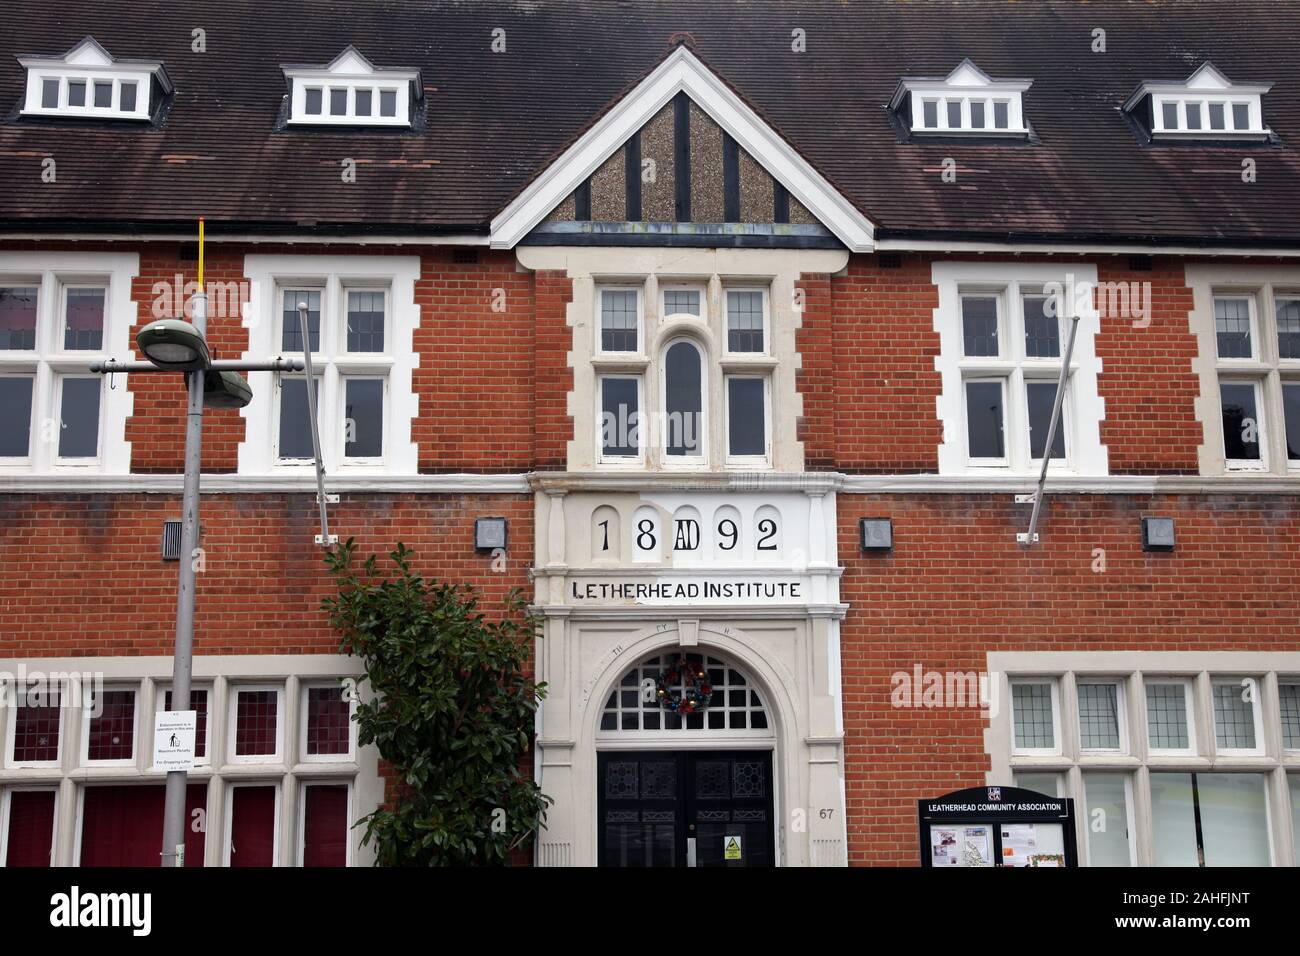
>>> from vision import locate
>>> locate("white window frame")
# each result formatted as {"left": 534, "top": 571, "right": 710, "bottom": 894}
{"left": 226, "top": 684, "right": 285, "bottom": 766}
{"left": 596, "top": 285, "right": 644, "bottom": 356}
{"left": 723, "top": 373, "right": 772, "bottom": 467}
{"left": 338, "top": 373, "right": 390, "bottom": 465}
{"left": 241, "top": 255, "right": 419, "bottom": 477}
{"left": 57, "top": 282, "right": 109, "bottom": 355}
{"left": 272, "top": 371, "right": 323, "bottom": 464}
{"left": 0, "top": 371, "right": 36, "bottom": 466}
{"left": 284, "top": 48, "right": 415, "bottom": 128}
{"left": 1210, "top": 678, "right": 1267, "bottom": 758}
{"left": 659, "top": 336, "right": 708, "bottom": 467}
{"left": 51, "top": 372, "right": 105, "bottom": 467}
{"left": 1190, "top": 274, "right": 1300, "bottom": 477}
{"left": 3, "top": 684, "right": 64, "bottom": 770}
{"left": 993, "top": 655, "right": 1300, "bottom": 867}
{"left": 0, "top": 785, "right": 59, "bottom": 867}
{"left": 222, "top": 780, "right": 281, "bottom": 867}
{"left": 933, "top": 263, "right": 1107, "bottom": 477}
{"left": 1080, "top": 771, "right": 1138, "bottom": 867}
{"left": 289, "top": 80, "right": 410, "bottom": 128}
{"left": 21, "top": 60, "right": 155, "bottom": 122}
{"left": 296, "top": 779, "right": 354, "bottom": 866}
{"left": 153, "top": 684, "right": 213, "bottom": 769}
{"left": 660, "top": 283, "right": 707, "bottom": 320}
{"left": 723, "top": 286, "right": 770, "bottom": 357}
{"left": 1212, "top": 292, "right": 1260, "bottom": 362}
{"left": 80, "top": 685, "right": 139, "bottom": 769}
{"left": 1219, "top": 376, "right": 1269, "bottom": 472}
{"left": 1010, "top": 679, "right": 1062, "bottom": 756}
{"left": 895, "top": 60, "right": 1031, "bottom": 136}
{"left": 962, "top": 375, "right": 1011, "bottom": 468}
{"left": 1144, "top": 677, "right": 1197, "bottom": 757}
{"left": 0, "top": 254, "right": 136, "bottom": 477}
{"left": 1077, "top": 679, "right": 1129, "bottom": 755}
{"left": 1151, "top": 93, "right": 1266, "bottom": 136}
{"left": 1282, "top": 683, "right": 1300, "bottom": 753}
{"left": 298, "top": 681, "right": 358, "bottom": 764}
{"left": 596, "top": 373, "right": 645, "bottom": 467}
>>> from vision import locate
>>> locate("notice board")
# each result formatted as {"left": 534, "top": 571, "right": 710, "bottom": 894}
{"left": 918, "top": 786, "right": 1078, "bottom": 867}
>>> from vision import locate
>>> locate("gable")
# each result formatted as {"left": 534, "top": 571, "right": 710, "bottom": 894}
{"left": 537, "top": 93, "right": 828, "bottom": 242}
{"left": 490, "top": 45, "right": 873, "bottom": 251}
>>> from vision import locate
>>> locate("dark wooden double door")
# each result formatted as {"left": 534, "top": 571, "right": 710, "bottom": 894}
{"left": 597, "top": 750, "right": 775, "bottom": 867}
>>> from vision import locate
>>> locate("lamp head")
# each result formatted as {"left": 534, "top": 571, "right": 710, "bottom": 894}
{"left": 202, "top": 370, "right": 252, "bottom": 409}
{"left": 137, "top": 319, "right": 210, "bottom": 371}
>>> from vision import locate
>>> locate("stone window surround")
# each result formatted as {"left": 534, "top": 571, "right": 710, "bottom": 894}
{"left": 517, "top": 245, "right": 849, "bottom": 474}
{"left": 987, "top": 650, "right": 1300, "bottom": 867}
{"left": 0, "top": 654, "right": 380, "bottom": 867}
{"left": 932, "top": 261, "right": 1109, "bottom": 477}
{"left": 1186, "top": 263, "right": 1300, "bottom": 476}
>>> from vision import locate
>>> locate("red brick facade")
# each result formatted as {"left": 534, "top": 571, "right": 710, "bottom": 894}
{"left": 0, "top": 492, "right": 533, "bottom": 660}
{"left": 837, "top": 492, "right": 1300, "bottom": 864}
{"left": 3, "top": 240, "right": 1296, "bottom": 866}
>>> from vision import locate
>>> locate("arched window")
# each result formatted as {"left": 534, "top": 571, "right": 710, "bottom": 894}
{"left": 663, "top": 340, "right": 703, "bottom": 458}
{"left": 600, "top": 650, "right": 770, "bottom": 733}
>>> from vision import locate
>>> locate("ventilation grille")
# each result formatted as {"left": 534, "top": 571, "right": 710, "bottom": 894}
{"left": 452, "top": 249, "right": 480, "bottom": 264}
{"left": 878, "top": 252, "right": 903, "bottom": 269}
{"left": 1127, "top": 255, "right": 1153, "bottom": 272}
{"left": 161, "top": 520, "right": 182, "bottom": 560}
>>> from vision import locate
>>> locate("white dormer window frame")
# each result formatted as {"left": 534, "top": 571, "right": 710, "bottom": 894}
{"left": 891, "top": 59, "right": 1032, "bottom": 136}
{"left": 1126, "top": 62, "right": 1272, "bottom": 140}
{"left": 18, "top": 37, "right": 167, "bottom": 121}
{"left": 283, "top": 46, "right": 420, "bottom": 128}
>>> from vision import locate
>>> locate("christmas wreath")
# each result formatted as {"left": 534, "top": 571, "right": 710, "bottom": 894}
{"left": 655, "top": 656, "right": 715, "bottom": 714}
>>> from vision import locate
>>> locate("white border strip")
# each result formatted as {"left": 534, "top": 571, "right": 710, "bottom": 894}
{"left": 5, "top": 471, "right": 1300, "bottom": 495}
{"left": 874, "top": 237, "right": 1300, "bottom": 258}
{"left": 0, "top": 473, "right": 530, "bottom": 494}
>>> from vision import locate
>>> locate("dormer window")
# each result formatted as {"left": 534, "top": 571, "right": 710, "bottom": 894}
{"left": 17, "top": 37, "right": 169, "bottom": 121}
{"left": 890, "top": 59, "right": 1032, "bottom": 137}
{"left": 282, "top": 47, "right": 421, "bottom": 128}
{"left": 1124, "top": 63, "right": 1271, "bottom": 141}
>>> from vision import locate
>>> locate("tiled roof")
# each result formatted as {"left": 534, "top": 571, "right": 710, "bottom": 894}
{"left": 2, "top": 0, "right": 1298, "bottom": 246}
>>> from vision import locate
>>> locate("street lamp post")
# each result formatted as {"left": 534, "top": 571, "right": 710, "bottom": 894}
{"left": 91, "top": 292, "right": 305, "bottom": 866}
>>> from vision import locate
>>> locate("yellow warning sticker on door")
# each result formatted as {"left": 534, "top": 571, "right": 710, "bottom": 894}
{"left": 724, "top": 835, "right": 742, "bottom": 860}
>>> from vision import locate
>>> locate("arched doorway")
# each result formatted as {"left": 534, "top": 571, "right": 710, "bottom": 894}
{"left": 595, "top": 648, "right": 777, "bottom": 867}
